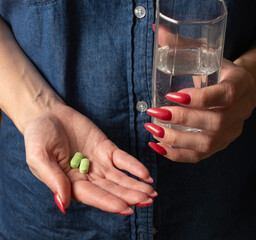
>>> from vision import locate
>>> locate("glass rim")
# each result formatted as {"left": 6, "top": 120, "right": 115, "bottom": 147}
{"left": 159, "top": 0, "right": 228, "bottom": 25}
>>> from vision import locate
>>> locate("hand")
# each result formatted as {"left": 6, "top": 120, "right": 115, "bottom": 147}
{"left": 24, "top": 104, "right": 156, "bottom": 215}
{"left": 154, "top": 23, "right": 205, "bottom": 49}
{"left": 146, "top": 59, "right": 256, "bottom": 163}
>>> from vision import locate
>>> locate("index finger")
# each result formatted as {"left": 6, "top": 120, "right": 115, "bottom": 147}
{"left": 112, "top": 149, "right": 153, "bottom": 183}
{"left": 177, "top": 81, "right": 236, "bottom": 108}
{"left": 172, "top": 60, "right": 249, "bottom": 108}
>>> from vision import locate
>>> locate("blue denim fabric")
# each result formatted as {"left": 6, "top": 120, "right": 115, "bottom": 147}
{"left": 0, "top": 0, "right": 256, "bottom": 239}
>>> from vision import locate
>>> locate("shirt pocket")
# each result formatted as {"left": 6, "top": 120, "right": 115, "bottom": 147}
{"left": 26, "top": 0, "right": 59, "bottom": 6}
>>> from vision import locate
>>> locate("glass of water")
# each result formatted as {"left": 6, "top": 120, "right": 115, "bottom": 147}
{"left": 152, "top": 0, "right": 227, "bottom": 132}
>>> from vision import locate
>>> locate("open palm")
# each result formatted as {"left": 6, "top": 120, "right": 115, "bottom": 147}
{"left": 24, "top": 104, "right": 155, "bottom": 215}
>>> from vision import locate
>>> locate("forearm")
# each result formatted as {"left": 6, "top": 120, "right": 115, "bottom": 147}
{"left": 0, "top": 17, "right": 63, "bottom": 134}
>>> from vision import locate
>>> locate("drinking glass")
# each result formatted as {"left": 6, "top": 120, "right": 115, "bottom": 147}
{"left": 152, "top": 0, "right": 227, "bottom": 132}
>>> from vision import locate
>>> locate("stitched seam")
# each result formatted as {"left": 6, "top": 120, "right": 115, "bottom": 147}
{"left": 27, "top": 0, "right": 58, "bottom": 7}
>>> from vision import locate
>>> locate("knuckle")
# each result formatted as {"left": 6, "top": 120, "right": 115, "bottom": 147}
{"left": 142, "top": 184, "right": 154, "bottom": 195}
{"left": 199, "top": 134, "right": 214, "bottom": 153}
{"left": 189, "top": 152, "right": 202, "bottom": 163}
{"left": 224, "top": 82, "right": 237, "bottom": 105}
{"left": 169, "top": 131, "right": 179, "bottom": 147}
{"left": 166, "top": 150, "right": 180, "bottom": 162}
{"left": 211, "top": 112, "right": 225, "bottom": 131}
{"left": 110, "top": 201, "right": 127, "bottom": 213}
{"left": 133, "top": 193, "right": 149, "bottom": 204}
{"left": 177, "top": 109, "right": 187, "bottom": 125}
{"left": 199, "top": 88, "right": 210, "bottom": 107}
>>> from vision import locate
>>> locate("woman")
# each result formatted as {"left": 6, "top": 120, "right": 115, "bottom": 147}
{"left": 0, "top": 0, "right": 255, "bottom": 239}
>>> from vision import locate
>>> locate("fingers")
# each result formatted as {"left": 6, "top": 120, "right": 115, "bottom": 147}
{"left": 71, "top": 180, "right": 141, "bottom": 215}
{"left": 87, "top": 138, "right": 153, "bottom": 183}
{"left": 71, "top": 173, "right": 155, "bottom": 214}
{"left": 147, "top": 122, "right": 243, "bottom": 163}
{"left": 27, "top": 153, "right": 71, "bottom": 212}
{"left": 112, "top": 149, "right": 153, "bottom": 183}
{"left": 170, "top": 60, "right": 250, "bottom": 109}
{"left": 153, "top": 122, "right": 242, "bottom": 153}
{"left": 145, "top": 59, "right": 252, "bottom": 163}
{"left": 150, "top": 142, "right": 207, "bottom": 163}
{"left": 91, "top": 178, "right": 153, "bottom": 207}
{"left": 160, "top": 102, "right": 247, "bottom": 132}
{"left": 72, "top": 180, "right": 131, "bottom": 214}
{"left": 68, "top": 158, "right": 156, "bottom": 215}
{"left": 155, "top": 23, "right": 205, "bottom": 49}
{"left": 104, "top": 167, "right": 155, "bottom": 197}
{"left": 174, "top": 81, "right": 238, "bottom": 108}
{"left": 24, "top": 114, "right": 72, "bottom": 213}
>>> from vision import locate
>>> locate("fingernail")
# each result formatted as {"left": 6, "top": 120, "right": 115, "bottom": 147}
{"left": 54, "top": 192, "right": 66, "bottom": 215}
{"left": 148, "top": 142, "right": 167, "bottom": 155}
{"left": 147, "top": 108, "right": 172, "bottom": 121}
{"left": 149, "top": 191, "right": 158, "bottom": 199}
{"left": 117, "top": 207, "right": 134, "bottom": 216}
{"left": 166, "top": 92, "right": 191, "bottom": 105}
{"left": 142, "top": 176, "right": 154, "bottom": 183}
{"left": 135, "top": 198, "right": 153, "bottom": 208}
{"left": 152, "top": 23, "right": 155, "bottom": 31}
{"left": 144, "top": 123, "right": 165, "bottom": 138}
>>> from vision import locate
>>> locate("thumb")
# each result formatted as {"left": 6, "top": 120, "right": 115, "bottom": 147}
{"left": 23, "top": 114, "right": 72, "bottom": 214}
{"left": 27, "top": 153, "right": 71, "bottom": 215}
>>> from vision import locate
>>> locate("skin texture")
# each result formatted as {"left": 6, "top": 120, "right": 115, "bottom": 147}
{"left": 0, "top": 17, "right": 155, "bottom": 214}
{"left": 0, "top": 17, "right": 256, "bottom": 214}
{"left": 24, "top": 104, "right": 155, "bottom": 213}
{"left": 146, "top": 24, "right": 256, "bottom": 163}
{"left": 148, "top": 60, "right": 256, "bottom": 162}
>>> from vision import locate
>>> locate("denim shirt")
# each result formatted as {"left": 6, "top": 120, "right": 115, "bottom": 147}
{"left": 0, "top": 1, "right": 256, "bottom": 240}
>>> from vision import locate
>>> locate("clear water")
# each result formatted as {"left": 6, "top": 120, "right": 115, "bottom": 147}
{"left": 153, "top": 46, "right": 221, "bottom": 132}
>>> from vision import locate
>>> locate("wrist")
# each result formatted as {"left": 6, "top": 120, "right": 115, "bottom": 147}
{"left": 0, "top": 17, "right": 65, "bottom": 134}
{"left": 17, "top": 90, "right": 65, "bottom": 134}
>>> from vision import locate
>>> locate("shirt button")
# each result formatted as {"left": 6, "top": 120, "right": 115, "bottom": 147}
{"left": 134, "top": 6, "right": 146, "bottom": 19}
{"left": 136, "top": 101, "right": 148, "bottom": 112}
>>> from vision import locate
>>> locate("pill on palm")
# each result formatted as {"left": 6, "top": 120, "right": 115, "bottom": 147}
{"left": 70, "top": 152, "right": 83, "bottom": 168}
{"left": 79, "top": 158, "right": 90, "bottom": 174}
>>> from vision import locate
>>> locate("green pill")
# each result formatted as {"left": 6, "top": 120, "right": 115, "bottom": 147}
{"left": 70, "top": 152, "right": 83, "bottom": 168}
{"left": 79, "top": 158, "right": 90, "bottom": 174}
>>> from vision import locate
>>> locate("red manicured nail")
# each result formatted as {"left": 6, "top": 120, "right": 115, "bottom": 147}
{"left": 149, "top": 191, "right": 158, "bottom": 199}
{"left": 117, "top": 208, "right": 134, "bottom": 216}
{"left": 144, "top": 123, "right": 165, "bottom": 138}
{"left": 54, "top": 192, "right": 66, "bottom": 215}
{"left": 147, "top": 108, "right": 172, "bottom": 121}
{"left": 135, "top": 199, "right": 153, "bottom": 208}
{"left": 166, "top": 92, "right": 191, "bottom": 105}
{"left": 142, "top": 176, "right": 154, "bottom": 183}
{"left": 152, "top": 23, "right": 155, "bottom": 31}
{"left": 148, "top": 142, "right": 167, "bottom": 155}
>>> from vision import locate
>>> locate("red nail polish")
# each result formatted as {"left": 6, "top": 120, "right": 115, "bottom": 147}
{"left": 148, "top": 142, "right": 167, "bottom": 155}
{"left": 117, "top": 208, "right": 134, "bottom": 216}
{"left": 147, "top": 108, "right": 172, "bottom": 121}
{"left": 149, "top": 191, "right": 158, "bottom": 199}
{"left": 166, "top": 92, "right": 191, "bottom": 105}
{"left": 142, "top": 176, "right": 154, "bottom": 183}
{"left": 152, "top": 23, "right": 155, "bottom": 31}
{"left": 144, "top": 123, "right": 165, "bottom": 138}
{"left": 54, "top": 192, "right": 66, "bottom": 215}
{"left": 135, "top": 199, "right": 153, "bottom": 208}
